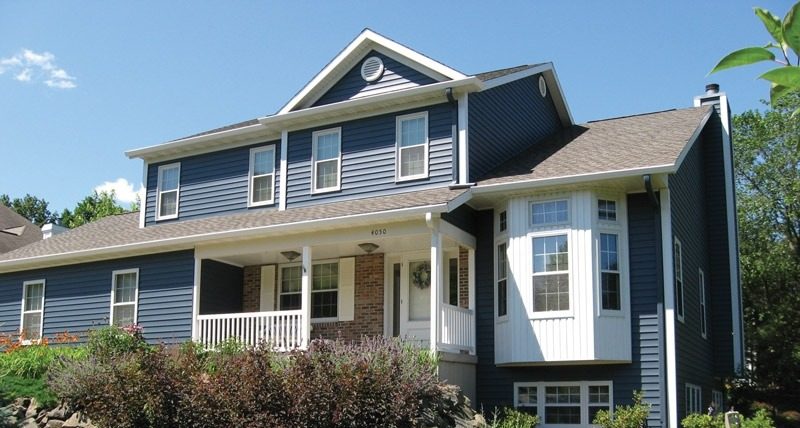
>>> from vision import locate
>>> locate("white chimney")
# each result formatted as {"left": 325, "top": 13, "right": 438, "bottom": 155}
{"left": 41, "top": 223, "right": 68, "bottom": 239}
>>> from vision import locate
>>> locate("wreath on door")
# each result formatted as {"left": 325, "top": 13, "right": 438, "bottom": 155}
{"left": 411, "top": 261, "right": 431, "bottom": 289}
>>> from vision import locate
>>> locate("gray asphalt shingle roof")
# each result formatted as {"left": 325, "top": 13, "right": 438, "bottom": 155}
{"left": 477, "top": 106, "right": 712, "bottom": 186}
{"left": 0, "top": 187, "right": 467, "bottom": 263}
{"left": 0, "top": 205, "right": 42, "bottom": 254}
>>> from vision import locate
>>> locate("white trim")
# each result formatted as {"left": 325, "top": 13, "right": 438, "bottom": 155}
{"left": 699, "top": 268, "right": 707, "bottom": 339}
{"left": 495, "top": 241, "right": 509, "bottom": 320}
{"left": 674, "top": 237, "right": 685, "bottom": 323}
{"left": 110, "top": 268, "right": 139, "bottom": 326}
{"left": 530, "top": 198, "right": 570, "bottom": 227}
{"left": 279, "top": 130, "right": 288, "bottom": 211}
{"left": 529, "top": 230, "right": 572, "bottom": 318}
{"left": 191, "top": 257, "right": 201, "bottom": 340}
{"left": 248, "top": 145, "right": 276, "bottom": 207}
{"left": 719, "top": 94, "right": 744, "bottom": 373}
{"left": 472, "top": 164, "right": 677, "bottom": 195}
{"left": 301, "top": 246, "right": 312, "bottom": 346}
{"left": 457, "top": 93, "right": 469, "bottom": 184}
{"left": 278, "top": 263, "right": 303, "bottom": 310}
{"left": 279, "top": 29, "right": 467, "bottom": 114}
{"left": 673, "top": 108, "right": 714, "bottom": 171}
{"left": 138, "top": 161, "right": 147, "bottom": 228}
{"left": 311, "top": 127, "right": 342, "bottom": 193}
{"left": 661, "top": 187, "right": 679, "bottom": 428}
{"left": 395, "top": 112, "right": 429, "bottom": 182}
{"left": 125, "top": 124, "right": 268, "bottom": 160}
{"left": 155, "top": 163, "right": 180, "bottom": 221}
{"left": 20, "top": 279, "right": 46, "bottom": 340}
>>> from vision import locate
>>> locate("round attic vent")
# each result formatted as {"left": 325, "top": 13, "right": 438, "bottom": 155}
{"left": 361, "top": 56, "right": 385, "bottom": 82}
{"left": 538, "top": 76, "right": 547, "bottom": 97}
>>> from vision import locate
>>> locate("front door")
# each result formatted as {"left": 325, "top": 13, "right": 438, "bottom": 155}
{"left": 389, "top": 253, "right": 432, "bottom": 346}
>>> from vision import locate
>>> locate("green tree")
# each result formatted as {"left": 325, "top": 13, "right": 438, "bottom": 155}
{"left": 60, "top": 191, "right": 127, "bottom": 229}
{"left": 733, "top": 92, "right": 800, "bottom": 409}
{"left": 0, "top": 193, "right": 59, "bottom": 226}
{"left": 711, "top": 2, "right": 800, "bottom": 110}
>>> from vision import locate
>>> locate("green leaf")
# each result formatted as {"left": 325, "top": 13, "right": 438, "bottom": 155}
{"left": 770, "top": 83, "right": 793, "bottom": 107}
{"left": 782, "top": 2, "right": 800, "bottom": 56}
{"left": 759, "top": 66, "right": 800, "bottom": 88}
{"left": 755, "top": 7, "right": 785, "bottom": 45}
{"left": 710, "top": 47, "right": 776, "bottom": 74}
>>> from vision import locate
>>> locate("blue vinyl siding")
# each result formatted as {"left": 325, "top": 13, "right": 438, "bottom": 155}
{"left": 475, "top": 194, "right": 666, "bottom": 427}
{"left": 286, "top": 103, "right": 454, "bottom": 207}
{"left": 312, "top": 50, "right": 438, "bottom": 107}
{"left": 700, "top": 108, "right": 735, "bottom": 378}
{"left": 0, "top": 250, "right": 194, "bottom": 344}
{"left": 145, "top": 141, "right": 280, "bottom": 225}
{"left": 670, "top": 116, "right": 727, "bottom": 420}
{"left": 468, "top": 75, "right": 562, "bottom": 181}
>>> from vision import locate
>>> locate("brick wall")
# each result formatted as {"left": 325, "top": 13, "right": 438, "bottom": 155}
{"left": 242, "top": 265, "right": 261, "bottom": 312}
{"left": 312, "top": 253, "right": 385, "bottom": 342}
{"left": 459, "top": 246, "right": 469, "bottom": 309}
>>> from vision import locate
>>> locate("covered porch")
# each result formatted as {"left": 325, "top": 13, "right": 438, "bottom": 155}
{"left": 190, "top": 215, "right": 476, "bottom": 355}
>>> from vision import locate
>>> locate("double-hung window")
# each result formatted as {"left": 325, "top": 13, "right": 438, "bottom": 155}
{"left": 686, "top": 383, "right": 702, "bottom": 415}
{"left": 312, "top": 128, "right": 341, "bottom": 193}
{"left": 312, "top": 262, "right": 338, "bottom": 319}
{"left": 532, "top": 235, "right": 569, "bottom": 312}
{"left": 279, "top": 262, "right": 340, "bottom": 320}
{"left": 396, "top": 112, "right": 428, "bottom": 180}
{"left": 497, "top": 243, "right": 508, "bottom": 317}
{"left": 156, "top": 163, "right": 180, "bottom": 220}
{"left": 249, "top": 145, "right": 275, "bottom": 206}
{"left": 600, "top": 233, "right": 621, "bottom": 310}
{"left": 674, "top": 238, "right": 685, "bottom": 322}
{"left": 111, "top": 269, "right": 138, "bottom": 326}
{"left": 21, "top": 280, "right": 45, "bottom": 340}
{"left": 545, "top": 385, "right": 582, "bottom": 424}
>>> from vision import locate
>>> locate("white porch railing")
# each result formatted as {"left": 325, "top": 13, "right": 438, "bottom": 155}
{"left": 439, "top": 304, "right": 475, "bottom": 353}
{"left": 197, "top": 310, "right": 304, "bottom": 351}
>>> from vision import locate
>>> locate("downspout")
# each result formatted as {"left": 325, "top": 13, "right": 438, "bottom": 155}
{"left": 446, "top": 87, "right": 459, "bottom": 184}
{"left": 644, "top": 174, "right": 660, "bottom": 208}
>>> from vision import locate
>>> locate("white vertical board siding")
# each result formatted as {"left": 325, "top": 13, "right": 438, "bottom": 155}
{"left": 500, "top": 191, "right": 632, "bottom": 364}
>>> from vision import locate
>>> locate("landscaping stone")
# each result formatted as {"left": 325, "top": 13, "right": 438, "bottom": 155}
{"left": 1, "top": 398, "right": 94, "bottom": 428}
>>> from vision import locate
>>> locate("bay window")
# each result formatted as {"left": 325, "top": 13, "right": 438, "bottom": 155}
{"left": 600, "top": 233, "right": 620, "bottom": 310}
{"left": 532, "top": 235, "right": 569, "bottom": 312}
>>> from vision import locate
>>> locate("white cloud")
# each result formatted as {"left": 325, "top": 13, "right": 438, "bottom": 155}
{"left": 95, "top": 178, "right": 142, "bottom": 205}
{"left": 0, "top": 48, "right": 76, "bottom": 89}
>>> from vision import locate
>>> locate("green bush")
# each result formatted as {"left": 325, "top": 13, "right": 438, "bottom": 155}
{"left": 593, "top": 390, "right": 651, "bottom": 428}
{"left": 487, "top": 408, "right": 540, "bottom": 428}
{"left": 0, "top": 375, "right": 58, "bottom": 407}
{"left": 0, "top": 344, "right": 86, "bottom": 379}
{"left": 682, "top": 413, "right": 724, "bottom": 428}
{"left": 743, "top": 409, "right": 776, "bottom": 428}
{"left": 86, "top": 325, "right": 150, "bottom": 360}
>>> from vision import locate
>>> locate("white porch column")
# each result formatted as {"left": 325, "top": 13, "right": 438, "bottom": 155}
{"left": 430, "top": 231, "right": 443, "bottom": 353}
{"left": 191, "top": 257, "right": 202, "bottom": 341}
{"left": 301, "top": 246, "right": 312, "bottom": 347}
{"left": 468, "top": 248, "right": 476, "bottom": 354}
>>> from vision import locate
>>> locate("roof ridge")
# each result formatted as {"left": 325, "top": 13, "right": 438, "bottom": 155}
{"left": 585, "top": 106, "right": 706, "bottom": 124}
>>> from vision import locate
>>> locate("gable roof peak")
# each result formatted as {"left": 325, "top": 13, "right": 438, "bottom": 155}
{"left": 278, "top": 29, "right": 468, "bottom": 114}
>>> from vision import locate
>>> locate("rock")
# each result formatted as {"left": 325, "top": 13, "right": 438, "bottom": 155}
{"left": 4, "top": 415, "right": 18, "bottom": 428}
{"left": 19, "top": 417, "right": 39, "bottom": 428}
{"left": 46, "top": 402, "right": 72, "bottom": 421}
{"left": 45, "top": 420, "right": 65, "bottom": 428}
{"left": 25, "top": 397, "right": 40, "bottom": 419}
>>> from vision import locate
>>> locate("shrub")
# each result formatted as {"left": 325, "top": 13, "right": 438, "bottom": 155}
{"left": 86, "top": 325, "right": 150, "bottom": 361}
{"left": 487, "top": 408, "right": 540, "bottom": 428}
{"left": 743, "top": 409, "right": 776, "bottom": 428}
{"left": 0, "top": 375, "right": 58, "bottom": 407}
{"left": 682, "top": 413, "right": 724, "bottom": 428}
{"left": 594, "top": 390, "right": 651, "bottom": 428}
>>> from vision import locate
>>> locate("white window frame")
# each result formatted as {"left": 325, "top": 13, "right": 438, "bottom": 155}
{"left": 20, "top": 279, "right": 46, "bottom": 341}
{"left": 514, "top": 381, "right": 613, "bottom": 428}
{"left": 599, "top": 232, "right": 621, "bottom": 312}
{"left": 699, "top": 269, "right": 707, "bottom": 339}
{"left": 395, "top": 112, "right": 429, "bottom": 181}
{"left": 685, "top": 383, "right": 702, "bottom": 415}
{"left": 675, "top": 238, "right": 685, "bottom": 322}
{"left": 311, "top": 128, "right": 342, "bottom": 193}
{"left": 530, "top": 199, "right": 570, "bottom": 227}
{"left": 110, "top": 268, "right": 139, "bottom": 326}
{"left": 248, "top": 145, "right": 276, "bottom": 207}
{"left": 496, "top": 241, "right": 509, "bottom": 320}
{"left": 278, "top": 263, "right": 302, "bottom": 311}
{"left": 278, "top": 260, "right": 340, "bottom": 322}
{"left": 711, "top": 389, "right": 724, "bottom": 412}
{"left": 530, "top": 231, "right": 572, "bottom": 318}
{"left": 311, "top": 260, "right": 339, "bottom": 322}
{"left": 156, "top": 163, "right": 180, "bottom": 220}
{"left": 597, "top": 199, "right": 618, "bottom": 222}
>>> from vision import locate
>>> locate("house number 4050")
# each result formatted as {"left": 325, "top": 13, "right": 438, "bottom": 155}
{"left": 371, "top": 228, "right": 387, "bottom": 236}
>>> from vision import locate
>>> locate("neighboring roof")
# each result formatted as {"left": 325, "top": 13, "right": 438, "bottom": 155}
{"left": 173, "top": 118, "right": 260, "bottom": 142}
{"left": 0, "top": 187, "right": 468, "bottom": 269}
{"left": 477, "top": 106, "right": 713, "bottom": 187}
{"left": 0, "top": 205, "right": 42, "bottom": 254}
{"left": 475, "top": 65, "right": 538, "bottom": 82}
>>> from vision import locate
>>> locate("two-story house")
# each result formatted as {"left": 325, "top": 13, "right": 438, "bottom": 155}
{"left": 0, "top": 30, "right": 743, "bottom": 428}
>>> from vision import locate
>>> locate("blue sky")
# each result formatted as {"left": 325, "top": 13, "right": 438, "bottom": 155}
{"left": 0, "top": 1, "right": 790, "bottom": 212}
